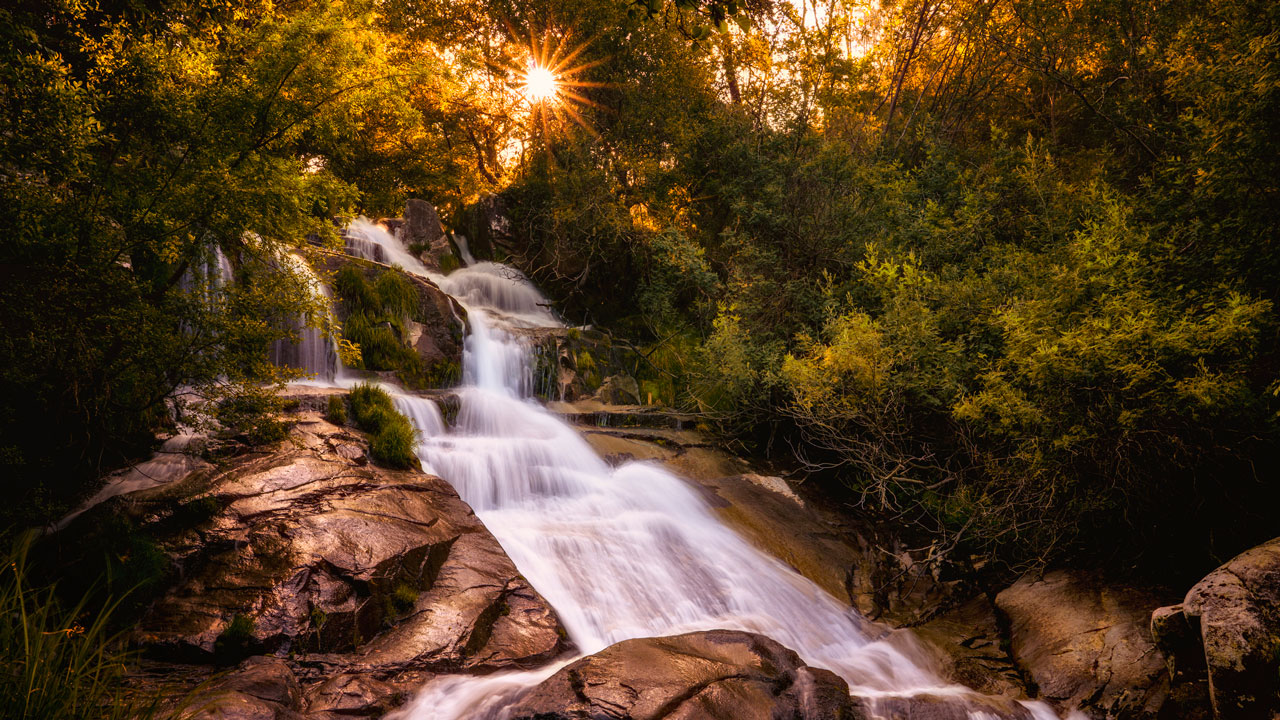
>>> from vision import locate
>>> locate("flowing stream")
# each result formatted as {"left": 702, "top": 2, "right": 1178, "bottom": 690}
{"left": 338, "top": 221, "right": 1062, "bottom": 720}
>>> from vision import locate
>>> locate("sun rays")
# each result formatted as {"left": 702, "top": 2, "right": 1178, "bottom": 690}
{"left": 513, "top": 29, "right": 607, "bottom": 140}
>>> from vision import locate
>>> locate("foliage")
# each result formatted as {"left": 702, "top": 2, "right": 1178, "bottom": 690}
{"left": 2, "top": 0, "right": 1278, "bottom": 579}
{"left": 0, "top": 0, "right": 438, "bottom": 526}
{"left": 333, "top": 264, "right": 450, "bottom": 388}
{"left": 0, "top": 533, "right": 158, "bottom": 719}
{"left": 214, "top": 613, "right": 257, "bottom": 661}
{"left": 326, "top": 395, "right": 349, "bottom": 426}
{"left": 484, "top": 0, "right": 1280, "bottom": 576}
{"left": 348, "top": 384, "right": 419, "bottom": 469}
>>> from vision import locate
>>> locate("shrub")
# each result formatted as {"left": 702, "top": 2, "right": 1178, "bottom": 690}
{"left": 326, "top": 395, "right": 348, "bottom": 425}
{"left": 334, "top": 266, "right": 437, "bottom": 387}
{"left": 347, "top": 384, "right": 419, "bottom": 469}
{"left": 214, "top": 386, "right": 289, "bottom": 446}
{"left": 214, "top": 613, "right": 256, "bottom": 661}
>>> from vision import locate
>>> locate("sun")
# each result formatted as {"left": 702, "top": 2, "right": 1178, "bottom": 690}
{"left": 509, "top": 30, "right": 606, "bottom": 140}
{"left": 524, "top": 64, "right": 559, "bottom": 104}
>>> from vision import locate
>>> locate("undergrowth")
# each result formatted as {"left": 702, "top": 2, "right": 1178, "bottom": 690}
{"left": 0, "top": 532, "right": 158, "bottom": 719}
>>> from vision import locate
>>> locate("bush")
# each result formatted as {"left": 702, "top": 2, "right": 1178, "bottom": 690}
{"left": 326, "top": 395, "right": 348, "bottom": 425}
{"left": 214, "top": 385, "right": 289, "bottom": 446}
{"left": 348, "top": 384, "right": 419, "bottom": 469}
{"left": 214, "top": 613, "right": 256, "bottom": 662}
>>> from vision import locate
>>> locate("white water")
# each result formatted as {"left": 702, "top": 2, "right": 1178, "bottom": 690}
{"left": 361, "top": 241, "right": 1062, "bottom": 720}
{"left": 268, "top": 252, "right": 342, "bottom": 384}
{"left": 292, "top": 218, "right": 1062, "bottom": 718}
{"left": 346, "top": 217, "right": 438, "bottom": 278}
{"left": 344, "top": 219, "right": 558, "bottom": 328}
{"left": 453, "top": 233, "right": 477, "bottom": 266}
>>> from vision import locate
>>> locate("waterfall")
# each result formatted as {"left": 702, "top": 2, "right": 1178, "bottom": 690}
{"left": 268, "top": 252, "right": 342, "bottom": 384}
{"left": 437, "top": 262, "right": 559, "bottom": 327}
{"left": 344, "top": 217, "right": 439, "bottom": 279}
{"left": 452, "top": 233, "right": 477, "bottom": 266}
{"left": 177, "top": 243, "right": 234, "bottom": 307}
{"left": 372, "top": 243, "right": 1062, "bottom": 719}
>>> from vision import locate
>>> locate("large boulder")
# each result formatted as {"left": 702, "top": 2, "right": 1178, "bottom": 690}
{"left": 503, "top": 630, "right": 855, "bottom": 720}
{"left": 402, "top": 199, "right": 457, "bottom": 271}
{"left": 311, "top": 252, "right": 465, "bottom": 387}
{"left": 907, "top": 597, "right": 1028, "bottom": 699}
{"left": 1151, "top": 537, "right": 1280, "bottom": 719}
{"left": 107, "top": 410, "right": 567, "bottom": 674}
{"left": 995, "top": 571, "right": 1175, "bottom": 718}
{"left": 594, "top": 373, "right": 642, "bottom": 405}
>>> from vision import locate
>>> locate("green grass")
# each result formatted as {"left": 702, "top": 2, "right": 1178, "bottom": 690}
{"left": 334, "top": 266, "right": 427, "bottom": 380}
{"left": 348, "top": 384, "right": 419, "bottom": 469}
{"left": 0, "top": 532, "right": 159, "bottom": 719}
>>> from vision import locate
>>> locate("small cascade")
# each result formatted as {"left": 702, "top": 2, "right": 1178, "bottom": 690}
{"left": 344, "top": 217, "right": 439, "bottom": 279}
{"left": 461, "top": 313, "right": 534, "bottom": 396}
{"left": 392, "top": 394, "right": 447, "bottom": 474}
{"left": 452, "top": 233, "right": 477, "bottom": 266}
{"left": 436, "top": 262, "right": 559, "bottom": 327}
{"left": 268, "top": 253, "right": 342, "bottom": 384}
{"left": 178, "top": 243, "right": 234, "bottom": 305}
{"left": 343, "top": 231, "right": 389, "bottom": 264}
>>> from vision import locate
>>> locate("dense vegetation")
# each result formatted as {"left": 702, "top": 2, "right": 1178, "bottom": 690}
{"left": 486, "top": 0, "right": 1280, "bottom": 576}
{"left": 0, "top": 534, "right": 154, "bottom": 719}
{"left": 333, "top": 263, "right": 460, "bottom": 387}
{"left": 2, "top": 0, "right": 1276, "bottom": 581}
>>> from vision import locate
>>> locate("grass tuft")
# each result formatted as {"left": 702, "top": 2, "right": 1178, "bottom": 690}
{"left": 348, "top": 384, "right": 419, "bottom": 469}
{"left": 0, "top": 532, "right": 159, "bottom": 719}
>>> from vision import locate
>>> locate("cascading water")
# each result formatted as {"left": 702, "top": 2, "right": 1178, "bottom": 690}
{"left": 268, "top": 252, "right": 342, "bottom": 384}
{"left": 343, "top": 218, "right": 557, "bottom": 328}
{"left": 364, "top": 240, "right": 1062, "bottom": 719}
{"left": 346, "top": 217, "right": 438, "bottom": 278}
{"left": 452, "top": 233, "right": 477, "bottom": 266}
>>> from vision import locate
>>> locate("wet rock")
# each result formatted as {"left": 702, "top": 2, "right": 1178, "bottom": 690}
{"left": 504, "top": 630, "right": 855, "bottom": 720}
{"left": 120, "top": 414, "right": 565, "bottom": 672}
{"left": 355, "top": 529, "right": 565, "bottom": 672}
{"left": 304, "top": 673, "right": 403, "bottom": 716}
{"left": 853, "top": 691, "right": 1036, "bottom": 719}
{"left": 403, "top": 199, "right": 444, "bottom": 248}
{"left": 1151, "top": 537, "right": 1280, "bottom": 720}
{"left": 402, "top": 199, "right": 456, "bottom": 272}
{"left": 177, "top": 657, "right": 304, "bottom": 719}
{"left": 908, "top": 597, "right": 1028, "bottom": 698}
{"left": 995, "top": 571, "right": 1174, "bottom": 718}
{"left": 332, "top": 443, "right": 366, "bottom": 464}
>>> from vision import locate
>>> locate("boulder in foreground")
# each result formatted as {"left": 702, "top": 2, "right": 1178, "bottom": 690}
{"left": 1151, "top": 537, "right": 1280, "bottom": 720}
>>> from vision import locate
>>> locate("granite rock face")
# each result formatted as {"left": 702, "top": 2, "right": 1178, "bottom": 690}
{"left": 402, "top": 198, "right": 457, "bottom": 272}
{"left": 1152, "top": 537, "right": 1280, "bottom": 720}
{"left": 129, "top": 413, "right": 566, "bottom": 674}
{"left": 995, "top": 571, "right": 1174, "bottom": 719}
{"left": 503, "top": 630, "right": 856, "bottom": 720}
